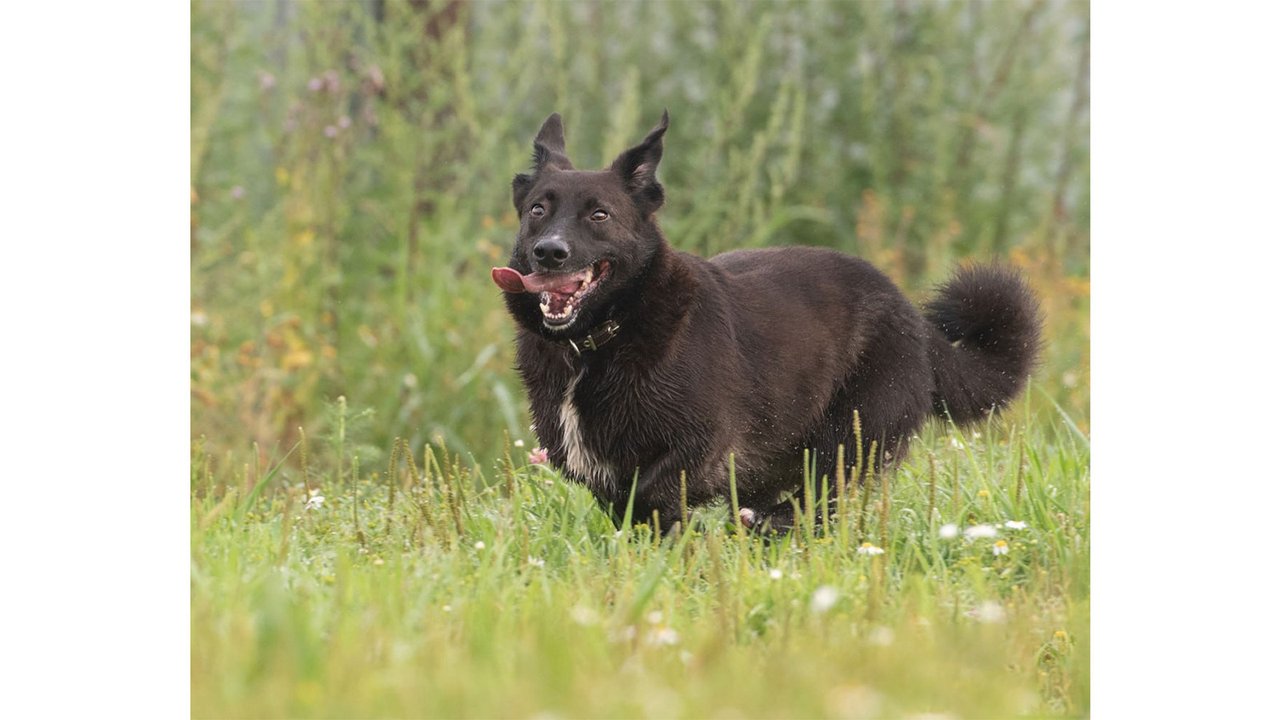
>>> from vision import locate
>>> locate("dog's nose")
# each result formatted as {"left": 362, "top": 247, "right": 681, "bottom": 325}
{"left": 532, "top": 237, "right": 570, "bottom": 270}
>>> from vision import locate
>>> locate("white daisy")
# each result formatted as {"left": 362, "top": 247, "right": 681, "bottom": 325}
{"left": 868, "top": 626, "right": 895, "bottom": 647}
{"left": 1004, "top": 520, "right": 1028, "bottom": 530}
{"left": 646, "top": 627, "right": 680, "bottom": 646}
{"left": 304, "top": 493, "right": 324, "bottom": 510}
{"left": 474, "top": 540, "right": 486, "bottom": 550}
{"left": 811, "top": 585, "right": 839, "bottom": 614}
{"left": 992, "top": 540, "right": 1010, "bottom": 556}
{"left": 964, "top": 524, "right": 998, "bottom": 539}
{"left": 856, "top": 542, "right": 885, "bottom": 556}
{"left": 970, "top": 601, "right": 1006, "bottom": 624}
{"left": 939, "top": 523, "right": 959, "bottom": 539}
{"left": 570, "top": 606, "right": 600, "bottom": 626}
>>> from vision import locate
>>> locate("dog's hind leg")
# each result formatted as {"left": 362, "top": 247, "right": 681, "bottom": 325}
{"left": 830, "top": 332, "right": 935, "bottom": 476}
{"left": 742, "top": 356, "right": 934, "bottom": 535}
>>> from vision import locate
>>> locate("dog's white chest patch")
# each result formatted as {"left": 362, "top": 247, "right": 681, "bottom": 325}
{"left": 560, "top": 371, "right": 612, "bottom": 489}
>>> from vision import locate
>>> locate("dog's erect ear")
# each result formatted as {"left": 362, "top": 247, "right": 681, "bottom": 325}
{"left": 514, "top": 113, "right": 574, "bottom": 210}
{"left": 610, "top": 110, "right": 669, "bottom": 215}
{"left": 534, "top": 113, "right": 567, "bottom": 156}
{"left": 532, "top": 112, "right": 574, "bottom": 172}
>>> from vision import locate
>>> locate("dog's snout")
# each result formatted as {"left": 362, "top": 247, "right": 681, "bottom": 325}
{"left": 532, "top": 237, "right": 570, "bottom": 269}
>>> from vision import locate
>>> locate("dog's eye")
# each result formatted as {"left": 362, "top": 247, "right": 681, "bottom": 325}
{"left": 530, "top": 204, "right": 545, "bottom": 218}
{"left": 590, "top": 210, "right": 609, "bottom": 222}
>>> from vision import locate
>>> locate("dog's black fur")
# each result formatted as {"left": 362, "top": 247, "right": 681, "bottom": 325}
{"left": 498, "top": 112, "right": 1041, "bottom": 531}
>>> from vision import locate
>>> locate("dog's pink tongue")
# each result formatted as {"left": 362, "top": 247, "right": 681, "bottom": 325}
{"left": 491, "top": 267, "right": 581, "bottom": 294}
{"left": 491, "top": 267, "right": 527, "bottom": 293}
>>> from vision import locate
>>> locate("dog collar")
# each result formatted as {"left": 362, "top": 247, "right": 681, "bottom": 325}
{"left": 562, "top": 319, "right": 621, "bottom": 356}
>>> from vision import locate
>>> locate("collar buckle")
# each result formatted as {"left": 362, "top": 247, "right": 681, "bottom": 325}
{"left": 564, "top": 319, "right": 620, "bottom": 356}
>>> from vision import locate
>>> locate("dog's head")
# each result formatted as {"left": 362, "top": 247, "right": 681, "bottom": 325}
{"left": 493, "top": 111, "right": 669, "bottom": 336}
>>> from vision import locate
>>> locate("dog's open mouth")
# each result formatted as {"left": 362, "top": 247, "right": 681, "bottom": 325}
{"left": 491, "top": 260, "right": 612, "bottom": 330}
{"left": 537, "top": 262, "right": 607, "bottom": 328}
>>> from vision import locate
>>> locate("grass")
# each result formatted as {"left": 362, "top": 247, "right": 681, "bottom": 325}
{"left": 191, "top": 399, "right": 1089, "bottom": 718}
{"left": 191, "top": 2, "right": 1090, "bottom": 716}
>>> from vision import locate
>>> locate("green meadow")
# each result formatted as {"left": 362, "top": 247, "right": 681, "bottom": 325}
{"left": 192, "top": 1, "right": 1089, "bottom": 717}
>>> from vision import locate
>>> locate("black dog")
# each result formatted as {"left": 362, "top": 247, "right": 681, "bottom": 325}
{"left": 493, "top": 112, "right": 1040, "bottom": 531}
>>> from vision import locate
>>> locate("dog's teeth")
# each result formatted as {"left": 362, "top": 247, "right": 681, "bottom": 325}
{"left": 540, "top": 302, "right": 551, "bottom": 314}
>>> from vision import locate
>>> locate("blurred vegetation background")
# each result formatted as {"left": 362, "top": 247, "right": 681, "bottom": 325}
{"left": 191, "top": 0, "right": 1089, "bottom": 471}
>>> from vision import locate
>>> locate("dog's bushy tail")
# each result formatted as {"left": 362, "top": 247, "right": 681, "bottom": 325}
{"left": 924, "top": 265, "right": 1042, "bottom": 425}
